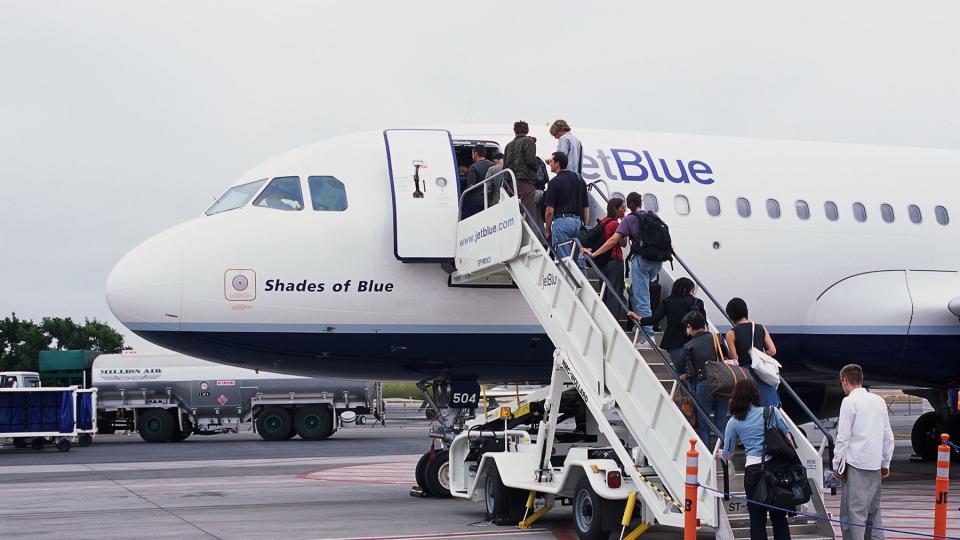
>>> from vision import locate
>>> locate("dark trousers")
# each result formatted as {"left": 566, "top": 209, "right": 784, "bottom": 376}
{"left": 744, "top": 464, "right": 791, "bottom": 540}
{"left": 516, "top": 179, "right": 537, "bottom": 219}
{"left": 601, "top": 258, "right": 625, "bottom": 319}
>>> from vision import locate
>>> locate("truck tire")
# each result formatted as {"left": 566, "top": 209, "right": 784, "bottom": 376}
{"left": 13, "top": 438, "right": 27, "bottom": 449}
{"left": 573, "top": 476, "right": 609, "bottom": 540}
{"left": 78, "top": 433, "right": 93, "bottom": 447}
{"left": 171, "top": 419, "right": 193, "bottom": 442}
{"left": 294, "top": 406, "right": 334, "bottom": 441}
{"left": 483, "top": 465, "right": 526, "bottom": 524}
{"left": 56, "top": 439, "right": 71, "bottom": 452}
{"left": 32, "top": 438, "right": 45, "bottom": 451}
{"left": 424, "top": 450, "right": 452, "bottom": 498}
{"left": 257, "top": 406, "right": 293, "bottom": 441}
{"left": 137, "top": 408, "right": 175, "bottom": 443}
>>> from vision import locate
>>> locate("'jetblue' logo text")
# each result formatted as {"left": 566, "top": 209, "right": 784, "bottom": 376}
{"left": 583, "top": 148, "right": 715, "bottom": 185}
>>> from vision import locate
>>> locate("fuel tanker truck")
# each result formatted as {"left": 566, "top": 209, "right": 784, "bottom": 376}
{"left": 92, "top": 353, "right": 381, "bottom": 442}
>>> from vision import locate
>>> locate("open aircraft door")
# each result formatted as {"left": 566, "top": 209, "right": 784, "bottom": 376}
{"left": 384, "top": 129, "right": 460, "bottom": 262}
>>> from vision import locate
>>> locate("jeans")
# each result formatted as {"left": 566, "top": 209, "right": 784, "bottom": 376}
{"left": 694, "top": 379, "right": 729, "bottom": 448}
{"left": 750, "top": 368, "right": 781, "bottom": 407}
{"left": 629, "top": 256, "right": 663, "bottom": 334}
{"left": 552, "top": 216, "right": 585, "bottom": 274}
{"left": 744, "top": 464, "right": 791, "bottom": 540}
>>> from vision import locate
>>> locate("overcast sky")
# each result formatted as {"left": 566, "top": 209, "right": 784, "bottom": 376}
{"left": 1, "top": 1, "right": 958, "bottom": 352}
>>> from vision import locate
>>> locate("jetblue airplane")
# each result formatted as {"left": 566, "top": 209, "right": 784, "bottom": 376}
{"left": 106, "top": 125, "right": 960, "bottom": 457}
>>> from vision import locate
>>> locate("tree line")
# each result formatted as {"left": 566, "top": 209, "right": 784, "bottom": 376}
{"left": 0, "top": 313, "right": 125, "bottom": 371}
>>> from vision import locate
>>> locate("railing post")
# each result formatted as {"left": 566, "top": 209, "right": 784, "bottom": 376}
{"left": 684, "top": 438, "right": 699, "bottom": 540}
{"left": 934, "top": 433, "right": 950, "bottom": 539}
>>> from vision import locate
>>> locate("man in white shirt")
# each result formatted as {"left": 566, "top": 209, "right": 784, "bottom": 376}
{"left": 832, "top": 364, "right": 895, "bottom": 540}
{"left": 550, "top": 119, "right": 582, "bottom": 177}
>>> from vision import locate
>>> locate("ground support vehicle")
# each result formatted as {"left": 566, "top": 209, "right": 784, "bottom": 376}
{"left": 0, "top": 385, "right": 84, "bottom": 452}
{"left": 93, "top": 353, "right": 381, "bottom": 442}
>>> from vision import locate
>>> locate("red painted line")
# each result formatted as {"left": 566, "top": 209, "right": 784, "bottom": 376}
{"left": 319, "top": 529, "right": 548, "bottom": 540}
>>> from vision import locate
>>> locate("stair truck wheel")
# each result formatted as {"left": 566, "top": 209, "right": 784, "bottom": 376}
{"left": 911, "top": 411, "right": 942, "bottom": 461}
{"left": 56, "top": 438, "right": 71, "bottom": 452}
{"left": 256, "top": 406, "right": 293, "bottom": 441}
{"left": 573, "top": 476, "right": 612, "bottom": 540}
{"left": 171, "top": 418, "right": 193, "bottom": 442}
{"left": 78, "top": 433, "right": 93, "bottom": 447}
{"left": 294, "top": 405, "right": 334, "bottom": 441}
{"left": 415, "top": 452, "right": 433, "bottom": 496}
{"left": 424, "top": 450, "right": 452, "bottom": 498}
{"left": 483, "top": 465, "right": 526, "bottom": 524}
{"left": 31, "top": 438, "right": 45, "bottom": 451}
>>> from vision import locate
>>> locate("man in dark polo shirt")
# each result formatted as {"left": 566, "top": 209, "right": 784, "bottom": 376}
{"left": 544, "top": 151, "right": 589, "bottom": 273}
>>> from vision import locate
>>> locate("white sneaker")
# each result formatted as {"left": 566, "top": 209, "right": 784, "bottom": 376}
{"left": 635, "top": 338, "right": 653, "bottom": 350}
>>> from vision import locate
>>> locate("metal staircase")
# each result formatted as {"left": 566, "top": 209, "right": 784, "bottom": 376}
{"left": 451, "top": 170, "right": 835, "bottom": 537}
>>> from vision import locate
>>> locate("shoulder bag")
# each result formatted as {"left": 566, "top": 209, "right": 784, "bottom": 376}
{"left": 705, "top": 332, "right": 750, "bottom": 397}
{"left": 748, "top": 322, "right": 781, "bottom": 387}
{"left": 756, "top": 407, "right": 812, "bottom": 508}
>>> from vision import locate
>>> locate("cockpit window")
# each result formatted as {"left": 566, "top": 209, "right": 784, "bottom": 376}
{"left": 206, "top": 179, "right": 266, "bottom": 216}
{"left": 253, "top": 176, "right": 304, "bottom": 211}
{"left": 308, "top": 176, "right": 348, "bottom": 211}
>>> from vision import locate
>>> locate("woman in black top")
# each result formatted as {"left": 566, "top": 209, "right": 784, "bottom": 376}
{"left": 628, "top": 277, "right": 705, "bottom": 364}
{"left": 724, "top": 297, "right": 780, "bottom": 406}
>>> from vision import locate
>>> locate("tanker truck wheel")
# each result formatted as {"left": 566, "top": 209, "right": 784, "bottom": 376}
{"left": 294, "top": 406, "right": 334, "bottom": 441}
{"left": 137, "top": 408, "right": 175, "bottom": 443}
{"left": 171, "top": 419, "right": 193, "bottom": 442}
{"left": 256, "top": 407, "right": 293, "bottom": 441}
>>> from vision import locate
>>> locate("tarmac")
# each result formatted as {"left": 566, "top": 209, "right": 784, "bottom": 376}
{"left": 0, "top": 405, "right": 956, "bottom": 539}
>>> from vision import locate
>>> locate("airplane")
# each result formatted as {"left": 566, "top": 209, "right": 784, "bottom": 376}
{"left": 106, "top": 125, "right": 960, "bottom": 460}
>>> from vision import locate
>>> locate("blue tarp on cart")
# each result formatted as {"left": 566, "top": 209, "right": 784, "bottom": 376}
{"left": 77, "top": 392, "right": 94, "bottom": 431}
{"left": 0, "top": 390, "right": 74, "bottom": 433}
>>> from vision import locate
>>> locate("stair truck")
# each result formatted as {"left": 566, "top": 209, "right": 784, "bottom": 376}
{"left": 0, "top": 374, "right": 88, "bottom": 452}
{"left": 93, "top": 353, "right": 382, "bottom": 442}
{"left": 438, "top": 171, "right": 835, "bottom": 539}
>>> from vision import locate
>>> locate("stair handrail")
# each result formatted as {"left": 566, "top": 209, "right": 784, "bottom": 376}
{"left": 554, "top": 236, "right": 730, "bottom": 502}
{"left": 671, "top": 250, "right": 836, "bottom": 471}
{"left": 458, "top": 167, "right": 519, "bottom": 218}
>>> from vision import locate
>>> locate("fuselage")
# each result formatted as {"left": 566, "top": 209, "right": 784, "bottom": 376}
{"left": 106, "top": 126, "right": 960, "bottom": 388}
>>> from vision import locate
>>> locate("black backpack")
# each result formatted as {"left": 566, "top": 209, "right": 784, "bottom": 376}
{"left": 628, "top": 211, "right": 672, "bottom": 262}
{"left": 579, "top": 217, "right": 614, "bottom": 265}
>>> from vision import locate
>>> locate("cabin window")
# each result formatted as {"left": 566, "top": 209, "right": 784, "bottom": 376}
{"left": 795, "top": 200, "right": 810, "bottom": 220}
{"left": 766, "top": 199, "right": 781, "bottom": 219}
{"left": 643, "top": 193, "right": 659, "bottom": 213}
{"left": 736, "top": 197, "right": 751, "bottom": 217}
{"left": 935, "top": 205, "right": 950, "bottom": 225}
{"left": 853, "top": 202, "right": 867, "bottom": 222}
{"left": 825, "top": 201, "right": 839, "bottom": 221}
{"left": 674, "top": 195, "right": 690, "bottom": 216}
{"left": 205, "top": 179, "right": 267, "bottom": 215}
{"left": 308, "top": 176, "right": 348, "bottom": 211}
{"left": 254, "top": 176, "right": 304, "bottom": 211}
{"left": 880, "top": 204, "right": 894, "bottom": 223}
{"left": 908, "top": 205, "right": 922, "bottom": 224}
{"left": 706, "top": 196, "right": 721, "bottom": 216}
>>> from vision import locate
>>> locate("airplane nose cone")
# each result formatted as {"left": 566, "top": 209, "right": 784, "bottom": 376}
{"left": 106, "top": 234, "right": 182, "bottom": 331}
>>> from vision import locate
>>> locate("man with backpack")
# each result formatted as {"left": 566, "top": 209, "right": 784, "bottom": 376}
{"left": 583, "top": 192, "right": 672, "bottom": 341}
{"left": 544, "top": 151, "right": 589, "bottom": 273}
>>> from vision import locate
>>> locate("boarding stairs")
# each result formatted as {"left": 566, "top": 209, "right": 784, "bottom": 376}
{"left": 451, "top": 171, "right": 834, "bottom": 537}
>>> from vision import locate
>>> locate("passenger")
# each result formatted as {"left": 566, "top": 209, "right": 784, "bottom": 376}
{"left": 484, "top": 152, "right": 506, "bottom": 204}
{"left": 583, "top": 192, "right": 663, "bottom": 340}
{"left": 503, "top": 121, "right": 540, "bottom": 219}
{"left": 721, "top": 378, "right": 796, "bottom": 540}
{"left": 677, "top": 311, "right": 730, "bottom": 447}
{"left": 724, "top": 297, "right": 780, "bottom": 406}
{"left": 550, "top": 119, "right": 582, "bottom": 177}
{"left": 462, "top": 145, "right": 493, "bottom": 217}
{"left": 630, "top": 277, "right": 705, "bottom": 365}
{"left": 596, "top": 197, "right": 626, "bottom": 319}
{"left": 544, "top": 151, "right": 588, "bottom": 273}
{"left": 833, "top": 364, "right": 894, "bottom": 540}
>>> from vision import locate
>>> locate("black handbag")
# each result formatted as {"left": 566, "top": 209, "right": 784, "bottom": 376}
{"left": 757, "top": 408, "right": 812, "bottom": 508}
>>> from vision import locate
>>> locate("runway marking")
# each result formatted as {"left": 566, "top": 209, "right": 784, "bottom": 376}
{"left": 823, "top": 486, "right": 960, "bottom": 538}
{"left": 316, "top": 530, "right": 551, "bottom": 540}
{"left": 300, "top": 460, "right": 419, "bottom": 485}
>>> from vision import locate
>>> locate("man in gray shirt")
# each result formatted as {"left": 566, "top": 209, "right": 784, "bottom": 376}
{"left": 551, "top": 119, "right": 582, "bottom": 177}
